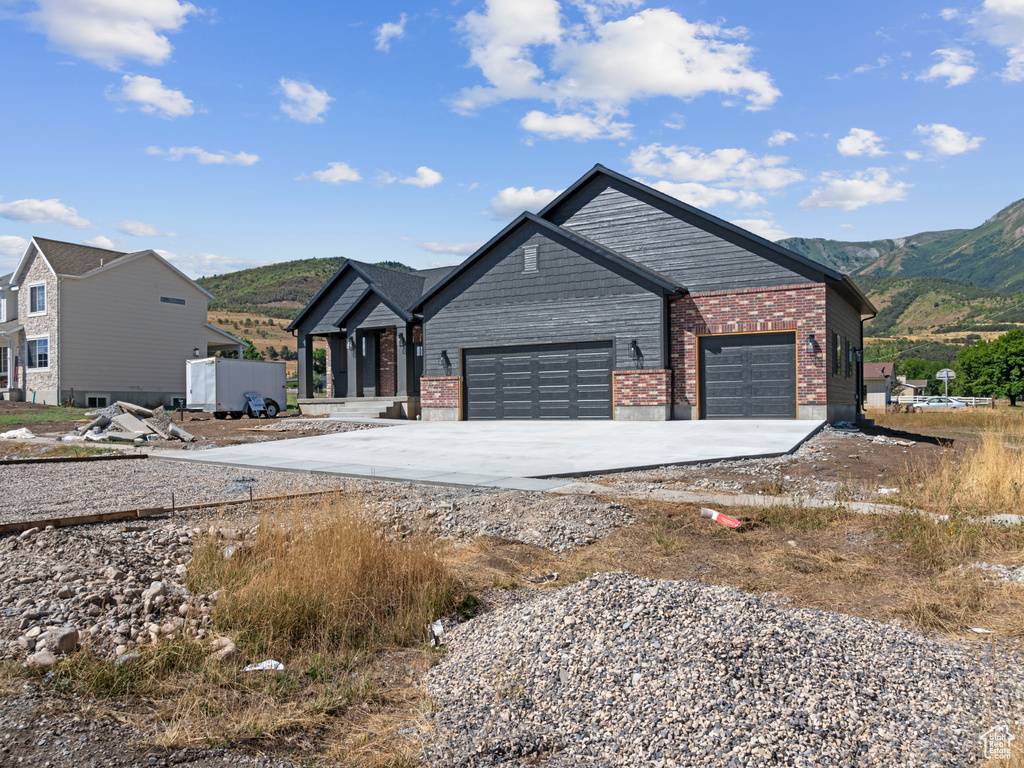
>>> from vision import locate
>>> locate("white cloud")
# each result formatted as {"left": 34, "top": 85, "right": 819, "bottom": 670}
{"left": 454, "top": 2, "right": 779, "bottom": 140}
{"left": 917, "top": 48, "right": 977, "bottom": 86}
{"left": 626, "top": 143, "right": 802, "bottom": 209}
{"left": 278, "top": 78, "right": 333, "bottom": 123}
{"left": 489, "top": 186, "right": 564, "bottom": 219}
{"left": 904, "top": 150, "right": 923, "bottom": 160}
{"left": 940, "top": 8, "right": 962, "bottom": 20}
{"left": 767, "top": 130, "right": 796, "bottom": 147}
{"left": 853, "top": 55, "right": 891, "bottom": 74}
{"left": 84, "top": 235, "right": 115, "bottom": 248}
{"left": 970, "top": 0, "right": 1024, "bottom": 81}
{"left": 520, "top": 110, "right": 632, "bottom": 140}
{"left": 108, "top": 74, "right": 193, "bottom": 118}
{"left": 0, "top": 197, "right": 92, "bottom": 228}
{"left": 154, "top": 249, "right": 269, "bottom": 279}
{"left": 0, "top": 236, "right": 29, "bottom": 257}
{"left": 119, "top": 220, "right": 177, "bottom": 237}
{"left": 836, "top": 128, "right": 888, "bottom": 157}
{"left": 649, "top": 181, "right": 764, "bottom": 209}
{"left": 304, "top": 162, "right": 362, "bottom": 184}
{"left": 375, "top": 13, "right": 407, "bottom": 52}
{"left": 147, "top": 146, "right": 260, "bottom": 165}
{"left": 914, "top": 122, "right": 984, "bottom": 155}
{"left": 417, "top": 242, "right": 484, "bottom": 256}
{"left": 21, "top": 0, "right": 198, "bottom": 69}
{"left": 731, "top": 217, "right": 790, "bottom": 241}
{"left": 799, "top": 168, "right": 911, "bottom": 211}
{"left": 392, "top": 167, "right": 444, "bottom": 188}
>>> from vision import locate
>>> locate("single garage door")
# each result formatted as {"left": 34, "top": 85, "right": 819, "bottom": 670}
{"left": 699, "top": 332, "right": 796, "bottom": 419}
{"left": 464, "top": 341, "right": 612, "bottom": 420}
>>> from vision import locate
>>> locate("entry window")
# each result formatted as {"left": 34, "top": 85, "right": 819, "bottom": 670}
{"left": 29, "top": 284, "right": 46, "bottom": 314}
{"left": 832, "top": 333, "right": 839, "bottom": 375}
{"left": 27, "top": 338, "right": 49, "bottom": 369}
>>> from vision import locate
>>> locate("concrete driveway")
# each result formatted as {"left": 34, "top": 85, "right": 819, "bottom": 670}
{"left": 154, "top": 419, "right": 823, "bottom": 491}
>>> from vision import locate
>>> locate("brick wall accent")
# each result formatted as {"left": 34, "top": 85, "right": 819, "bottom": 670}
{"left": 379, "top": 327, "right": 397, "bottom": 397}
{"left": 421, "top": 377, "right": 460, "bottom": 409}
{"left": 613, "top": 369, "right": 671, "bottom": 406}
{"left": 670, "top": 284, "right": 828, "bottom": 412}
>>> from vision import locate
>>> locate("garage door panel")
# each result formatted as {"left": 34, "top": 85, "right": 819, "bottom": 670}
{"left": 465, "top": 341, "right": 612, "bottom": 420}
{"left": 700, "top": 333, "right": 796, "bottom": 419}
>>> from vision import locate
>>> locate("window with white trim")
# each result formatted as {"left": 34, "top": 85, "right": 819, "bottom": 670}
{"left": 28, "top": 283, "right": 46, "bottom": 314}
{"left": 27, "top": 337, "right": 49, "bottom": 369}
{"left": 86, "top": 394, "right": 108, "bottom": 408}
{"left": 0, "top": 295, "right": 6, "bottom": 323}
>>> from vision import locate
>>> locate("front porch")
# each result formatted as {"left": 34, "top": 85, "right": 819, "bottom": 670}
{"left": 296, "top": 323, "right": 423, "bottom": 407}
{"left": 297, "top": 395, "right": 420, "bottom": 420}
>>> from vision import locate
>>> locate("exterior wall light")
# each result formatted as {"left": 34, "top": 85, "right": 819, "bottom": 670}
{"left": 347, "top": 335, "right": 355, "bottom": 352}
{"left": 806, "top": 333, "right": 817, "bottom": 354}
{"left": 193, "top": 347, "right": 201, "bottom": 358}
{"left": 629, "top": 339, "right": 643, "bottom": 369}
{"left": 439, "top": 350, "right": 452, "bottom": 376}
{"left": 398, "top": 331, "right": 406, "bottom": 350}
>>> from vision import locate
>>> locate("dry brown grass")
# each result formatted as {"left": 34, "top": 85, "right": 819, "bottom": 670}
{"left": 872, "top": 402, "right": 1024, "bottom": 437}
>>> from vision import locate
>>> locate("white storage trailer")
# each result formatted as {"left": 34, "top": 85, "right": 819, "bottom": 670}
{"left": 186, "top": 358, "right": 286, "bottom": 419}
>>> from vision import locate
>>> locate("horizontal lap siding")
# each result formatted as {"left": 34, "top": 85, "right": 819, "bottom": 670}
{"left": 346, "top": 294, "right": 404, "bottom": 331}
{"left": 826, "top": 286, "right": 863, "bottom": 406}
{"left": 547, "top": 178, "right": 821, "bottom": 294}
{"left": 423, "top": 223, "right": 665, "bottom": 378}
{"left": 298, "top": 272, "right": 368, "bottom": 336}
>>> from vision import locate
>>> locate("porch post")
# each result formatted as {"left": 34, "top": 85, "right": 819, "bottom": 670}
{"left": 327, "top": 333, "right": 346, "bottom": 398}
{"left": 297, "top": 333, "right": 314, "bottom": 399}
{"left": 347, "top": 331, "right": 360, "bottom": 398}
{"left": 395, "top": 324, "right": 410, "bottom": 397}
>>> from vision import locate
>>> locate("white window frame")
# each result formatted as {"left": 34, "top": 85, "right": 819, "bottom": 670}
{"left": 26, "top": 335, "right": 50, "bottom": 371}
{"left": 0, "top": 295, "right": 6, "bottom": 323}
{"left": 27, "top": 282, "right": 47, "bottom": 316}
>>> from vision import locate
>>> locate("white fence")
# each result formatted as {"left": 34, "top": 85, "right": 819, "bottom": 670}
{"left": 896, "top": 395, "right": 992, "bottom": 406}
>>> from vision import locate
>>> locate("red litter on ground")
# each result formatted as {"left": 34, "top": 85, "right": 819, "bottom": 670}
{"left": 701, "top": 508, "right": 741, "bottom": 529}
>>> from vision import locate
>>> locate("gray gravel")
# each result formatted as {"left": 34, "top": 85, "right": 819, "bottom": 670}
{"left": 423, "top": 572, "right": 1023, "bottom": 767}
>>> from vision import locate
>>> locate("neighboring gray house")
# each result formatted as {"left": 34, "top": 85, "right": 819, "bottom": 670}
{"left": 293, "top": 165, "right": 877, "bottom": 422}
{"left": 1, "top": 237, "right": 245, "bottom": 407}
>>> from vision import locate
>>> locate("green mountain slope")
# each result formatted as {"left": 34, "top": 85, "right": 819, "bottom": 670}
{"left": 780, "top": 231, "right": 962, "bottom": 274}
{"left": 197, "top": 257, "right": 347, "bottom": 317}
{"left": 782, "top": 197, "right": 1024, "bottom": 292}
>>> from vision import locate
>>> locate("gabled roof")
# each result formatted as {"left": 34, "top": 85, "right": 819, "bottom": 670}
{"left": 863, "top": 362, "right": 894, "bottom": 380}
{"left": 538, "top": 164, "right": 877, "bottom": 317}
{"left": 413, "top": 212, "right": 684, "bottom": 312}
{"left": 31, "top": 237, "right": 137, "bottom": 277}
{"left": 287, "top": 260, "right": 457, "bottom": 331}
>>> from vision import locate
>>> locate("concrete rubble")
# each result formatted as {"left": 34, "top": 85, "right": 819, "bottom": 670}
{"left": 72, "top": 401, "right": 195, "bottom": 444}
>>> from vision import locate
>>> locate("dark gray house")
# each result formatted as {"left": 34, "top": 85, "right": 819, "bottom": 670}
{"left": 287, "top": 261, "right": 451, "bottom": 417}
{"left": 293, "top": 164, "right": 876, "bottom": 422}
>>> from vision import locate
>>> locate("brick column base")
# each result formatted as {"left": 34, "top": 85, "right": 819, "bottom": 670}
{"left": 613, "top": 369, "right": 671, "bottom": 421}
{"left": 421, "top": 377, "right": 461, "bottom": 421}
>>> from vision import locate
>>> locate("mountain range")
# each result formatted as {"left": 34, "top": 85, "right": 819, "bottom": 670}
{"left": 195, "top": 197, "right": 1024, "bottom": 337}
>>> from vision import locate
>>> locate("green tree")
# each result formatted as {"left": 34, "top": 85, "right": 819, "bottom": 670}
{"left": 312, "top": 348, "right": 327, "bottom": 375}
{"left": 956, "top": 329, "right": 1024, "bottom": 404}
{"left": 241, "top": 338, "right": 264, "bottom": 361}
{"left": 995, "top": 329, "right": 1024, "bottom": 406}
{"left": 267, "top": 346, "right": 279, "bottom": 360}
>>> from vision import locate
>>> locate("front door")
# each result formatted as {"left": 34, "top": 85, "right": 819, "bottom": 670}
{"left": 361, "top": 332, "right": 379, "bottom": 396}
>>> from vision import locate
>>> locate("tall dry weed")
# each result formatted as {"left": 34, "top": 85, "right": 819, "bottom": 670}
{"left": 190, "top": 489, "right": 458, "bottom": 657}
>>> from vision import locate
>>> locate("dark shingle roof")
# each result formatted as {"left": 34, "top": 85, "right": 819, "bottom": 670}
{"left": 863, "top": 362, "right": 894, "bottom": 380}
{"left": 32, "top": 237, "right": 138, "bottom": 276}
{"left": 413, "top": 266, "right": 457, "bottom": 294}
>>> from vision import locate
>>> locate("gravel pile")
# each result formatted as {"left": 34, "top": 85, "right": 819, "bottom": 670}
{"left": 423, "top": 573, "right": 1022, "bottom": 767}
{"left": 971, "top": 561, "right": 1024, "bottom": 584}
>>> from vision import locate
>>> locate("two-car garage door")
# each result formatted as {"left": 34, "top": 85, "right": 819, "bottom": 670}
{"left": 464, "top": 341, "right": 612, "bottom": 420}
{"left": 699, "top": 332, "right": 796, "bottom": 419}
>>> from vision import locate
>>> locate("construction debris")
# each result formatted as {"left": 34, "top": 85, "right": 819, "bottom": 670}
{"left": 74, "top": 402, "right": 195, "bottom": 444}
{"left": 1, "top": 428, "right": 35, "bottom": 440}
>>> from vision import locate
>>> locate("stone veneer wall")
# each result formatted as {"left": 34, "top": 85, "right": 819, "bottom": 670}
{"left": 325, "top": 337, "right": 334, "bottom": 398}
{"left": 669, "top": 284, "right": 828, "bottom": 418}
{"left": 20, "top": 251, "right": 60, "bottom": 401}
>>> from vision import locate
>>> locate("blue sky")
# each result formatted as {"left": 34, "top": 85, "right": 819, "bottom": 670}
{"left": 0, "top": 0, "right": 1021, "bottom": 278}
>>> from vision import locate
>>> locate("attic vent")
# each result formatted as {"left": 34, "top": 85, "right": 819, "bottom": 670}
{"left": 523, "top": 245, "right": 538, "bottom": 273}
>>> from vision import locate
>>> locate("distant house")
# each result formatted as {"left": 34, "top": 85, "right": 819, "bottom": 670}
{"left": 0, "top": 237, "right": 245, "bottom": 407}
{"left": 862, "top": 362, "right": 894, "bottom": 409}
{"left": 896, "top": 375, "right": 929, "bottom": 397}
